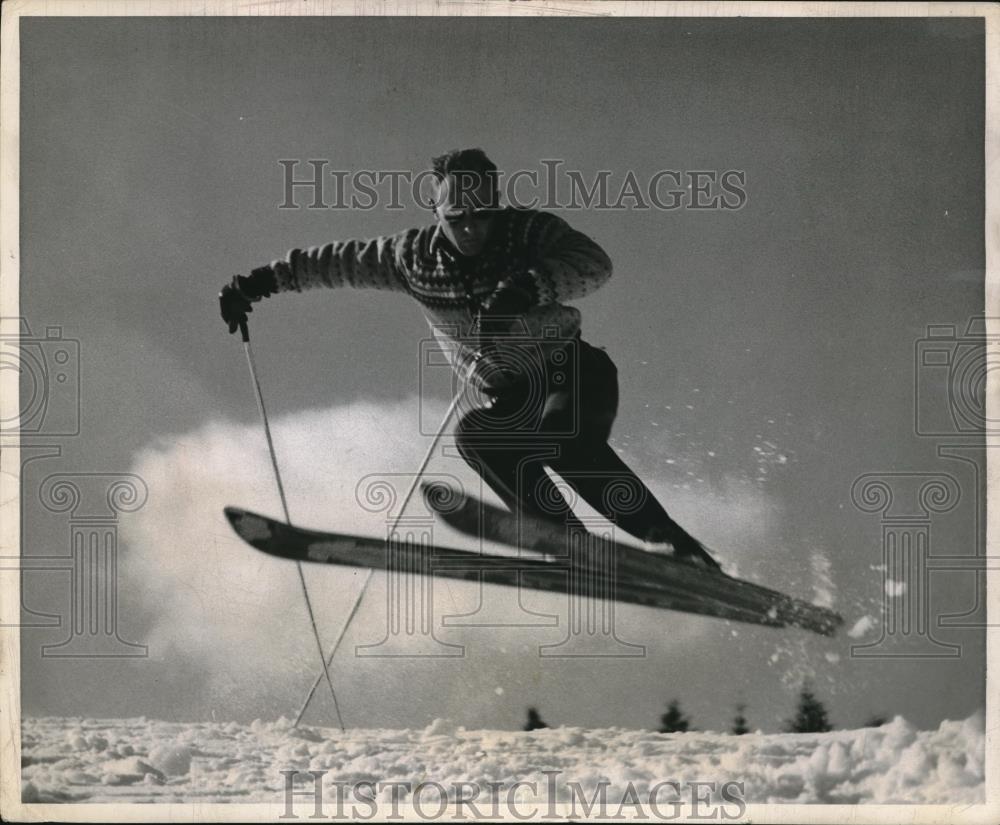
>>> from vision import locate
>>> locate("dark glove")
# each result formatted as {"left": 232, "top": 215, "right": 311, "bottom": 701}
{"left": 470, "top": 343, "right": 523, "bottom": 395}
{"left": 219, "top": 267, "right": 277, "bottom": 334}
{"left": 480, "top": 279, "right": 533, "bottom": 317}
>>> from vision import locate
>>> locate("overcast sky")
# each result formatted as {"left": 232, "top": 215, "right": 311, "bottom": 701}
{"left": 18, "top": 15, "right": 986, "bottom": 733}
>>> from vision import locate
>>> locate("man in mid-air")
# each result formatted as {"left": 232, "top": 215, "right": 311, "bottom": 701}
{"left": 219, "top": 148, "right": 718, "bottom": 569}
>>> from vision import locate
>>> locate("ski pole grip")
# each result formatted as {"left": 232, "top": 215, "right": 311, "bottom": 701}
{"left": 239, "top": 319, "right": 250, "bottom": 342}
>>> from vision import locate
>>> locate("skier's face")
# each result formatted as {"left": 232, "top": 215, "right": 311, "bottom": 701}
{"left": 433, "top": 174, "right": 498, "bottom": 257}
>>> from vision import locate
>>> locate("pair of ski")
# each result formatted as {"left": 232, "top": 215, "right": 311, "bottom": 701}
{"left": 224, "top": 481, "right": 842, "bottom": 636}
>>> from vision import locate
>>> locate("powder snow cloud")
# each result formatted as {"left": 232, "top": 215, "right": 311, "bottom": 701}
{"left": 119, "top": 397, "right": 806, "bottom": 726}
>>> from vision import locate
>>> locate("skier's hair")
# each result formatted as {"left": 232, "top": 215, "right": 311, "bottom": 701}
{"left": 431, "top": 148, "right": 499, "bottom": 205}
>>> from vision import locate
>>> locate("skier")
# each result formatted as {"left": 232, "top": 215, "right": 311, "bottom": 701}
{"left": 219, "top": 148, "right": 718, "bottom": 569}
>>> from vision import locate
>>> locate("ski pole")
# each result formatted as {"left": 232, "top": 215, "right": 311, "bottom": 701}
{"left": 293, "top": 388, "right": 464, "bottom": 727}
{"left": 238, "top": 319, "right": 346, "bottom": 732}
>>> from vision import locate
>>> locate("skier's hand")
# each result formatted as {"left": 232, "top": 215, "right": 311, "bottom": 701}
{"left": 471, "top": 342, "right": 523, "bottom": 393}
{"left": 219, "top": 281, "right": 253, "bottom": 334}
{"left": 480, "top": 279, "right": 533, "bottom": 317}
{"left": 218, "top": 268, "right": 276, "bottom": 334}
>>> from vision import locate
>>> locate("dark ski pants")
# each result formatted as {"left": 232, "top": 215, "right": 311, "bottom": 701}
{"left": 455, "top": 338, "right": 689, "bottom": 545}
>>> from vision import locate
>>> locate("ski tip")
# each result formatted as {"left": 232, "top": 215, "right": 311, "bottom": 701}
{"left": 223, "top": 506, "right": 281, "bottom": 548}
{"left": 223, "top": 506, "right": 251, "bottom": 540}
{"left": 806, "top": 609, "right": 844, "bottom": 637}
{"left": 771, "top": 593, "right": 844, "bottom": 637}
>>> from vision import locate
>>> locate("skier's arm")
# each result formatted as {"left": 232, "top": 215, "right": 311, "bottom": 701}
{"left": 266, "top": 235, "right": 407, "bottom": 295}
{"left": 516, "top": 212, "right": 613, "bottom": 305}
{"left": 219, "top": 233, "right": 409, "bottom": 333}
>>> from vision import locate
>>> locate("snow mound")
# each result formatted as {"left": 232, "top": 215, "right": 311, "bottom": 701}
{"left": 423, "top": 717, "right": 461, "bottom": 737}
{"left": 147, "top": 744, "right": 192, "bottom": 777}
{"left": 101, "top": 757, "right": 166, "bottom": 786}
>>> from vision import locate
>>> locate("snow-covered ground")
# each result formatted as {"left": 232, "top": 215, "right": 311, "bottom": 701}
{"left": 21, "top": 712, "right": 984, "bottom": 806}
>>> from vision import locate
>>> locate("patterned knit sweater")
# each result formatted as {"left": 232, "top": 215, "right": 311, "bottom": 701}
{"left": 255, "top": 208, "right": 613, "bottom": 391}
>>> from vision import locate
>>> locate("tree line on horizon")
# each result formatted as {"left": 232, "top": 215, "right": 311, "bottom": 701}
{"left": 523, "top": 685, "right": 890, "bottom": 734}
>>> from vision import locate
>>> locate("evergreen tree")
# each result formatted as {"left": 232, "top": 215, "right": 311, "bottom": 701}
{"left": 523, "top": 707, "right": 548, "bottom": 731}
{"left": 731, "top": 703, "right": 750, "bottom": 735}
{"left": 786, "top": 686, "right": 833, "bottom": 733}
{"left": 658, "top": 700, "right": 691, "bottom": 733}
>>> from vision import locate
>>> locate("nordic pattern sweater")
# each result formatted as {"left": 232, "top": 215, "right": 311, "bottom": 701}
{"left": 254, "top": 208, "right": 613, "bottom": 392}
